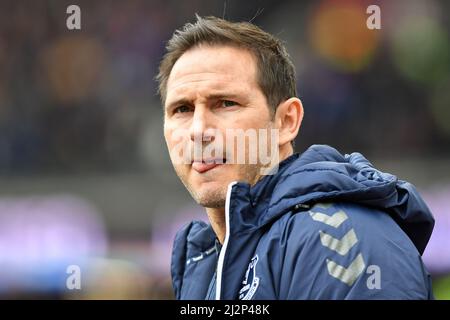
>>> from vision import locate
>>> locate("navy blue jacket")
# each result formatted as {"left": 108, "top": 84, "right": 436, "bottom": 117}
{"left": 171, "top": 145, "right": 434, "bottom": 299}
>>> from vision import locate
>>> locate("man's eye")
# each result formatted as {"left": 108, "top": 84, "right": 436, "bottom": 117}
{"left": 174, "top": 105, "right": 191, "bottom": 114}
{"left": 222, "top": 100, "right": 238, "bottom": 107}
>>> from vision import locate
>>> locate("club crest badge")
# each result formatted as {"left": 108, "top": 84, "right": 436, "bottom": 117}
{"left": 239, "top": 255, "right": 260, "bottom": 300}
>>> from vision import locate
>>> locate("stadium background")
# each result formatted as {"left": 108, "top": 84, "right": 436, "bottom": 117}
{"left": 0, "top": 0, "right": 449, "bottom": 299}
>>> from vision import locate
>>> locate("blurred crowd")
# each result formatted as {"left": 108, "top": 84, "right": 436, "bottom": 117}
{"left": 0, "top": 0, "right": 449, "bottom": 175}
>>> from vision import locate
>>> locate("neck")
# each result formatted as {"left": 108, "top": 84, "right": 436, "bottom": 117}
{"left": 206, "top": 207, "right": 226, "bottom": 244}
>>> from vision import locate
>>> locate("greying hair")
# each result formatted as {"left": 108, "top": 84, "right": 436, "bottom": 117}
{"left": 156, "top": 15, "right": 297, "bottom": 114}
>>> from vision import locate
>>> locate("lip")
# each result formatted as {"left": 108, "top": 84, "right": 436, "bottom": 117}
{"left": 192, "top": 158, "right": 225, "bottom": 173}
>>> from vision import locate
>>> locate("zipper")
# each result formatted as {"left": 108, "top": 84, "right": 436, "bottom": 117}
{"left": 215, "top": 181, "right": 238, "bottom": 300}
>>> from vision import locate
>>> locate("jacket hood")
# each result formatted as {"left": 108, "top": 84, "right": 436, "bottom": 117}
{"left": 246, "top": 144, "right": 434, "bottom": 255}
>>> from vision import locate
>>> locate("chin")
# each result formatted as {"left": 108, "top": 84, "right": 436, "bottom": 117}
{"left": 192, "top": 184, "right": 228, "bottom": 208}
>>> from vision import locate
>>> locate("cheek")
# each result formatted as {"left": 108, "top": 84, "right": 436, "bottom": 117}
{"left": 235, "top": 107, "right": 271, "bottom": 129}
{"left": 164, "top": 126, "right": 189, "bottom": 149}
{"left": 165, "top": 129, "right": 193, "bottom": 166}
{"left": 164, "top": 130, "right": 173, "bottom": 149}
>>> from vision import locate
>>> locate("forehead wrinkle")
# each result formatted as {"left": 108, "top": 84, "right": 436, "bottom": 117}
{"left": 167, "top": 75, "right": 251, "bottom": 106}
{"left": 165, "top": 46, "right": 259, "bottom": 107}
{"left": 167, "top": 46, "right": 257, "bottom": 84}
{"left": 168, "top": 71, "right": 240, "bottom": 91}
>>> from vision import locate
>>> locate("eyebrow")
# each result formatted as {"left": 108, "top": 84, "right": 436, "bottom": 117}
{"left": 165, "top": 98, "right": 192, "bottom": 111}
{"left": 165, "top": 93, "right": 243, "bottom": 111}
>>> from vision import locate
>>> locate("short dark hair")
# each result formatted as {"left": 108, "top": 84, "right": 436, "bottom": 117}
{"left": 156, "top": 15, "right": 297, "bottom": 114}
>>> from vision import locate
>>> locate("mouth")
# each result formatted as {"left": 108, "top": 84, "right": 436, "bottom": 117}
{"left": 192, "top": 158, "right": 227, "bottom": 173}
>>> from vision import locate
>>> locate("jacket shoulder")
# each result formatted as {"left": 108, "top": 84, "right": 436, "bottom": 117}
{"left": 171, "top": 220, "right": 212, "bottom": 299}
{"left": 274, "top": 202, "right": 432, "bottom": 299}
{"left": 280, "top": 201, "right": 420, "bottom": 256}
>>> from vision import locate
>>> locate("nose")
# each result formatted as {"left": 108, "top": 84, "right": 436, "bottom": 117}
{"left": 189, "top": 106, "right": 214, "bottom": 143}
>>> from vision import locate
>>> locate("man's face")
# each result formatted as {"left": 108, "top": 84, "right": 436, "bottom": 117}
{"left": 163, "top": 45, "right": 274, "bottom": 208}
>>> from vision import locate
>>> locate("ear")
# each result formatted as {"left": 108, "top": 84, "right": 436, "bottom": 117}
{"left": 274, "top": 97, "right": 304, "bottom": 147}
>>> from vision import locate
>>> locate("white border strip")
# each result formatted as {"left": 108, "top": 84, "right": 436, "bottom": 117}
{"left": 215, "top": 181, "right": 238, "bottom": 300}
